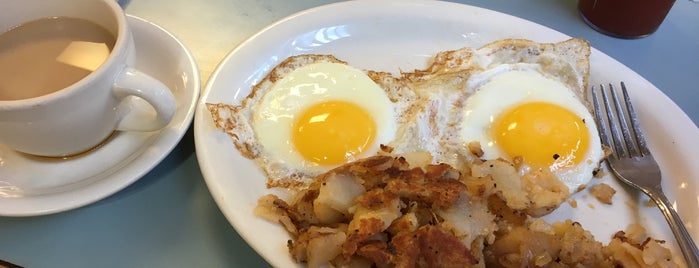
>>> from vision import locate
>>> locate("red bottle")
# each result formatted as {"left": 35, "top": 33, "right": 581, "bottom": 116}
{"left": 579, "top": 0, "right": 675, "bottom": 39}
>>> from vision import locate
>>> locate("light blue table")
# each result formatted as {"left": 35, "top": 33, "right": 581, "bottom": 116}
{"left": 1, "top": 1, "right": 697, "bottom": 267}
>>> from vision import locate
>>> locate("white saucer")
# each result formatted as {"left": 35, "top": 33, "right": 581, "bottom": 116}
{"left": 0, "top": 15, "right": 200, "bottom": 216}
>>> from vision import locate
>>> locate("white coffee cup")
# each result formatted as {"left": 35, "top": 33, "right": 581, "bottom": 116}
{"left": 0, "top": 0, "right": 176, "bottom": 157}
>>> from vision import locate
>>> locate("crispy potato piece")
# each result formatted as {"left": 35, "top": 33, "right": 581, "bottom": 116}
{"left": 314, "top": 173, "right": 366, "bottom": 224}
{"left": 590, "top": 183, "right": 617, "bottom": 205}
{"left": 605, "top": 225, "right": 678, "bottom": 268}
{"left": 485, "top": 219, "right": 611, "bottom": 267}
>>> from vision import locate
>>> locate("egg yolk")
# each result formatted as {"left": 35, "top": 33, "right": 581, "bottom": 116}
{"left": 493, "top": 102, "right": 589, "bottom": 169}
{"left": 293, "top": 100, "right": 376, "bottom": 165}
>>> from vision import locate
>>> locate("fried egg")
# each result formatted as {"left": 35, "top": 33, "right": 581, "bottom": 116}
{"left": 251, "top": 62, "right": 398, "bottom": 181}
{"left": 460, "top": 64, "right": 603, "bottom": 192}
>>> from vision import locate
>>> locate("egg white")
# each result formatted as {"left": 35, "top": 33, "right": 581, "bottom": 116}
{"left": 460, "top": 64, "right": 603, "bottom": 192}
{"left": 252, "top": 62, "right": 397, "bottom": 178}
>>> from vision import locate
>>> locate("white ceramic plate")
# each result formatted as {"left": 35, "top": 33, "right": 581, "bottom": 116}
{"left": 0, "top": 15, "right": 200, "bottom": 216}
{"left": 195, "top": 1, "right": 699, "bottom": 266}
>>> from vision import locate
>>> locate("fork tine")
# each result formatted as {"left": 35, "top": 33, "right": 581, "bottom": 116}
{"left": 600, "top": 84, "right": 627, "bottom": 158}
{"left": 620, "top": 82, "right": 651, "bottom": 156}
{"left": 591, "top": 86, "right": 612, "bottom": 152}
{"left": 609, "top": 83, "right": 639, "bottom": 157}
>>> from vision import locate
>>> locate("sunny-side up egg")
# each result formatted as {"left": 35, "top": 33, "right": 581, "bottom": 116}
{"left": 460, "top": 64, "right": 603, "bottom": 192}
{"left": 251, "top": 62, "right": 397, "bottom": 179}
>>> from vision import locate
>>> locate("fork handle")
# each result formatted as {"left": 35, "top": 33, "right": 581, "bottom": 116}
{"left": 648, "top": 190, "right": 699, "bottom": 267}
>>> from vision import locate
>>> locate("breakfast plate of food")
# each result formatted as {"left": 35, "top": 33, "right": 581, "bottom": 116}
{"left": 194, "top": 0, "right": 699, "bottom": 267}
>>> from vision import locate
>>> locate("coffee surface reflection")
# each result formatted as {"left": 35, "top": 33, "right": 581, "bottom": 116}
{"left": 0, "top": 17, "right": 115, "bottom": 101}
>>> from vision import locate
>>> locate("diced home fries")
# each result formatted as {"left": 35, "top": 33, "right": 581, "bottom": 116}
{"left": 255, "top": 153, "right": 678, "bottom": 267}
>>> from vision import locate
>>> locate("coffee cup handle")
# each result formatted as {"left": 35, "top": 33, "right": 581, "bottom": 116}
{"left": 112, "top": 68, "right": 176, "bottom": 132}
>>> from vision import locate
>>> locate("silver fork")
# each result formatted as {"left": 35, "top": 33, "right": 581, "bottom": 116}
{"left": 591, "top": 82, "right": 699, "bottom": 266}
